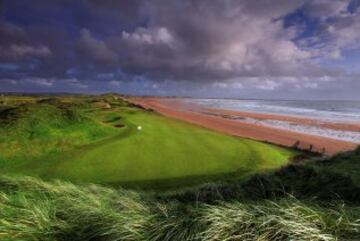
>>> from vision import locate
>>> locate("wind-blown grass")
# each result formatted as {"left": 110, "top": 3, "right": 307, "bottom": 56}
{"left": 1, "top": 175, "right": 359, "bottom": 241}
{"left": 201, "top": 199, "right": 360, "bottom": 241}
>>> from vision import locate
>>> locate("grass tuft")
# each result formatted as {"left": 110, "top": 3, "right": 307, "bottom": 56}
{"left": 1, "top": 175, "right": 360, "bottom": 241}
{"left": 201, "top": 199, "right": 360, "bottom": 241}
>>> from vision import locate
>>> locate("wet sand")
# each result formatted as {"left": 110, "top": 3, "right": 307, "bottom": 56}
{"left": 129, "top": 97, "right": 359, "bottom": 155}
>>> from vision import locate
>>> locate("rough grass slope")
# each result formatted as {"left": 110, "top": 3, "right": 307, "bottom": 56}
{"left": 1, "top": 172, "right": 359, "bottom": 241}
{"left": 0, "top": 99, "right": 115, "bottom": 166}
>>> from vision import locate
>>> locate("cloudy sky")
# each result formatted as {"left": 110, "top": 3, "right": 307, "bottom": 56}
{"left": 0, "top": 0, "right": 360, "bottom": 99}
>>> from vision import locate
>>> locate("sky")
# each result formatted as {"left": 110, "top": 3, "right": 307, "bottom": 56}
{"left": 0, "top": 0, "right": 360, "bottom": 100}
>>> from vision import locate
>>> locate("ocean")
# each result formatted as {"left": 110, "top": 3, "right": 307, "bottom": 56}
{"left": 183, "top": 98, "right": 360, "bottom": 143}
{"left": 184, "top": 99, "right": 360, "bottom": 122}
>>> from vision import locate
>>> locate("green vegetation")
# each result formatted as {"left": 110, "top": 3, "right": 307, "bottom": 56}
{"left": 0, "top": 98, "right": 116, "bottom": 167}
{"left": 311, "top": 147, "right": 360, "bottom": 185}
{"left": 1, "top": 94, "right": 359, "bottom": 240}
{"left": 1, "top": 159, "right": 360, "bottom": 241}
{"left": 0, "top": 95, "right": 295, "bottom": 188}
{"left": 165, "top": 153, "right": 360, "bottom": 204}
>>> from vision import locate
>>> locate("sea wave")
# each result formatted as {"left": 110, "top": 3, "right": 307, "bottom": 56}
{"left": 242, "top": 118, "right": 360, "bottom": 143}
{"left": 185, "top": 98, "right": 360, "bottom": 122}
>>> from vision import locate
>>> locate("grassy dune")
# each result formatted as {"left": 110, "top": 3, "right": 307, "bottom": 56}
{"left": 1, "top": 168, "right": 359, "bottom": 241}
{"left": 0, "top": 95, "right": 295, "bottom": 187}
{"left": 0, "top": 98, "right": 116, "bottom": 165}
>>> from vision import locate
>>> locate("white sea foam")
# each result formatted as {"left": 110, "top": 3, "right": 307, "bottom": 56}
{"left": 199, "top": 110, "right": 360, "bottom": 143}
{"left": 241, "top": 118, "right": 360, "bottom": 143}
{"left": 186, "top": 98, "right": 360, "bottom": 142}
{"left": 184, "top": 98, "right": 360, "bottom": 122}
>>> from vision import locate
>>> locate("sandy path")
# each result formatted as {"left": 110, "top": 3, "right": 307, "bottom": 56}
{"left": 129, "top": 97, "right": 358, "bottom": 155}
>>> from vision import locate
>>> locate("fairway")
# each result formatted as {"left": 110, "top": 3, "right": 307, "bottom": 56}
{"left": 0, "top": 96, "right": 297, "bottom": 188}
{"left": 3, "top": 107, "right": 294, "bottom": 187}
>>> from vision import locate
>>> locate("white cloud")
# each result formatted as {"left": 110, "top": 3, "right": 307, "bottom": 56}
{"left": 0, "top": 44, "right": 51, "bottom": 59}
{"left": 1, "top": 77, "right": 91, "bottom": 89}
{"left": 1, "top": 78, "right": 19, "bottom": 85}
{"left": 305, "top": 0, "right": 351, "bottom": 19}
{"left": 122, "top": 27, "right": 175, "bottom": 46}
{"left": 300, "top": 1, "right": 360, "bottom": 61}
{"left": 256, "top": 79, "right": 282, "bottom": 90}
{"left": 212, "top": 82, "right": 228, "bottom": 88}
{"left": 63, "top": 78, "right": 88, "bottom": 89}
{"left": 109, "top": 80, "right": 121, "bottom": 87}
{"left": 25, "top": 77, "right": 54, "bottom": 87}
{"left": 296, "top": 82, "right": 318, "bottom": 89}
{"left": 108, "top": 0, "right": 320, "bottom": 81}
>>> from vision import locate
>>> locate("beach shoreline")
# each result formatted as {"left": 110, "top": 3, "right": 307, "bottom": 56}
{"left": 128, "top": 97, "right": 359, "bottom": 155}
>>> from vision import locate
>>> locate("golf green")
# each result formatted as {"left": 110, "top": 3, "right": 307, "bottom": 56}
{"left": 10, "top": 108, "right": 295, "bottom": 186}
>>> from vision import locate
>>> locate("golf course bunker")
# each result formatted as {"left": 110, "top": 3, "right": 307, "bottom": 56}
{"left": 103, "top": 116, "right": 122, "bottom": 123}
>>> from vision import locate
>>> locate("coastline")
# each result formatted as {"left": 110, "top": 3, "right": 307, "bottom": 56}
{"left": 128, "top": 97, "right": 359, "bottom": 155}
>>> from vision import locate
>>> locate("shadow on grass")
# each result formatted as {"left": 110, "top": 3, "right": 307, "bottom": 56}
{"left": 159, "top": 147, "right": 360, "bottom": 204}
{"left": 108, "top": 169, "right": 253, "bottom": 191}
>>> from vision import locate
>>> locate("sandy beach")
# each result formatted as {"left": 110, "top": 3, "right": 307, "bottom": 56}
{"left": 129, "top": 97, "right": 359, "bottom": 155}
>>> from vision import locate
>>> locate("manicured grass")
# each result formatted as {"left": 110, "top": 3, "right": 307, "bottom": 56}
{"left": 35, "top": 109, "right": 294, "bottom": 186}
{"left": 0, "top": 96, "right": 295, "bottom": 188}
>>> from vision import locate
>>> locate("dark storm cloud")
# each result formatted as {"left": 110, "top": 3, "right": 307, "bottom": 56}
{"left": 77, "top": 28, "right": 118, "bottom": 65}
{"left": 110, "top": 0, "right": 310, "bottom": 80}
{"left": 0, "top": 21, "right": 26, "bottom": 45}
{"left": 0, "top": 21, "right": 52, "bottom": 60}
{"left": 0, "top": 0, "right": 359, "bottom": 99}
{"left": 85, "top": 0, "right": 144, "bottom": 22}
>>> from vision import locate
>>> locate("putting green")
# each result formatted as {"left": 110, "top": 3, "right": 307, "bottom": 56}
{"left": 12, "top": 108, "right": 295, "bottom": 186}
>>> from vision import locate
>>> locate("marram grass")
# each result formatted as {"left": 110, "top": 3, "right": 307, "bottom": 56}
{"left": 1, "top": 175, "right": 359, "bottom": 241}
{"left": 201, "top": 200, "right": 360, "bottom": 241}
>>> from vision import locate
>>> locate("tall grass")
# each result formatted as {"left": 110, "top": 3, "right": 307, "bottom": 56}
{"left": 201, "top": 200, "right": 360, "bottom": 241}
{"left": 1, "top": 175, "right": 359, "bottom": 241}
